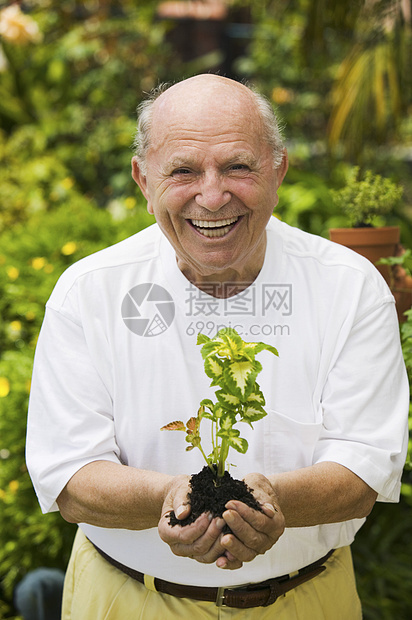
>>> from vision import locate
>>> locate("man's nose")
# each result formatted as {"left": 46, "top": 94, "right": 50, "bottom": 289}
{"left": 194, "top": 172, "right": 231, "bottom": 211}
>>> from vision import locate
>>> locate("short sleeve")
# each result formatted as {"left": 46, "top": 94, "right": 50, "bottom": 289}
{"left": 314, "top": 300, "right": 409, "bottom": 502}
{"left": 26, "top": 306, "right": 120, "bottom": 513}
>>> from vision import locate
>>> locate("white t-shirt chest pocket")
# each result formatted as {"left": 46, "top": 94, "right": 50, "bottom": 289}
{"left": 264, "top": 409, "right": 322, "bottom": 473}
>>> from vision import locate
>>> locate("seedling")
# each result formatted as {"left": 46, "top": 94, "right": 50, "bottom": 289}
{"left": 161, "top": 328, "right": 278, "bottom": 480}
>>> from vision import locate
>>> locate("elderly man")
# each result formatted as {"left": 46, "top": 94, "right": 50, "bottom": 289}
{"left": 27, "top": 75, "right": 408, "bottom": 619}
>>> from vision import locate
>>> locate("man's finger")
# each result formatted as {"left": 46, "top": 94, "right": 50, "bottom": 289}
{"left": 166, "top": 516, "right": 226, "bottom": 562}
{"left": 159, "top": 511, "right": 211, "bottom": 546}
{"left": 216, "top": 553, "right": 243, "bottom": 570}
{"left": 220, "top": 531, "right": 257, "bottom": 562}
{"left": 225, "top": 500, "right": 281, "bottom": 534}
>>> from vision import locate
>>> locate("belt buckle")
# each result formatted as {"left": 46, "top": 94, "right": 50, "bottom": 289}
{"left": 215, "top": 586, "right": 226, "bottom": 607}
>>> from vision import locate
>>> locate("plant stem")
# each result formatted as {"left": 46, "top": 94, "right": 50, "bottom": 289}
{"left": 198, "top": 443, "right": 212, "bottom": 470}
{"left": 217, "top": 439, "right": 229, "bottom": 478}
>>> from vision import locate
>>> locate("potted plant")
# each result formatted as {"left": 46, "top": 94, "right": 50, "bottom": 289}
{"left": 329, "top": 167, "right": 403, "bottom": 284}
{"left": 161, "top": 327, "right": 278, "bottom": 528}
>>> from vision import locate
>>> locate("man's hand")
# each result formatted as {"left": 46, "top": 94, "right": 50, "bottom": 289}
{"left": 158, "top": 473, "right": 285, "bottom": 570}
{"left": 217, "top": 472, "right": 285, "bottom": 570}
{"left": 158, "top": 475, "right": 234, "bottom": 565}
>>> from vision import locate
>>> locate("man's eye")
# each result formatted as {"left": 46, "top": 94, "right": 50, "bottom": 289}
{"left": 230, "top": 164, "right": 249, "bottom": 171}
{"left": 172, "top": 168, "right": 192, "bottom": 175}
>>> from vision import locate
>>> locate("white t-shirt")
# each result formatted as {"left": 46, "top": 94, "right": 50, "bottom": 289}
{"left": 26, "top": 217, "right": 409, "bottom": 587}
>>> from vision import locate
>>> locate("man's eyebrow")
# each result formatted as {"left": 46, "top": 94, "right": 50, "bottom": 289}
{"left": 162, "top": 157, "right": 196, "bottom": 173}
{"left": 225, "top": 153, "right": 258, "bottom": 167}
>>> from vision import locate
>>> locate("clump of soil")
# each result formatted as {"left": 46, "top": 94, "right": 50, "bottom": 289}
{"left": 168, "top": 466, "right": 263, "bottom": 532}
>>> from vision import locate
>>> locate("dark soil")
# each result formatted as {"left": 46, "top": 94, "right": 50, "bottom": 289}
{"left": 168, "top": 466, "right": 263, "bottom": 532}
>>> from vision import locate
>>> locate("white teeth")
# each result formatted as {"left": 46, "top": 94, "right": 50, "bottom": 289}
{"left": 191, "top": 217, "right": 239, "bottom": 229}
{"left": 199, "top": 225, "right": 234, "bottom": 238}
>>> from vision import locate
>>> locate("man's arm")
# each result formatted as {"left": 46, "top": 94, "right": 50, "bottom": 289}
{"left": 268, "top": 461, "right": 377, "bottom": 526}
{"left": 57, "top": 460, "right": 176, "bottom": 530}
{"left": 57, "top": 460, "right": 234, "bottom": 564}
{"left": 159, "top": 461, "right": 377, "bottom": 570}
{"left": 212, "top": 462, "right": 376, "bottom": 569}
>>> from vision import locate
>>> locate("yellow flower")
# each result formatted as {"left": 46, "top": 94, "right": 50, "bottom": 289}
{"left": 0, "top": 5, "right": 43, "bottom": 45}
{"left": 26, "top": 311, "right": 36, "bottom": 321}
{"left": 10, "top": 320, "right": 21, "bottom": 332}
{"left": 44, "top": 264, "right": 54, "bottom": 274}
{"left": 6, "top": 266, "right": 19, "bottom": 280}
{"left": 271, "top": 87, "right": 294, "bottom": 105}
{"left": 0, "top": 377, "right": 10, "bottom": 398}
{"left": 9, "top": 480, "right": 19, "bottom": 493}
{"left": 61, "top": 177, "right": 74, "bottom": 190}
{"left": 31, "top": 257, "right": 47, "bottom": 270}
{"left": 125, "top": 197, "right": 136, "bottom": 210}
{"left": 61, "top": 242, "right": 77, "bottom": 256}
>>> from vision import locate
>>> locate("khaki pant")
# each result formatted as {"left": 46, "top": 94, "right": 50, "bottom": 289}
{"left": 62, "top": 529, "right": 362, "bottom": 619}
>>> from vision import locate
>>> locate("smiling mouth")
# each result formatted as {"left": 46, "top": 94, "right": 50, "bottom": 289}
{"left": 189, "top": 216, "right": 240, "bottom": 238}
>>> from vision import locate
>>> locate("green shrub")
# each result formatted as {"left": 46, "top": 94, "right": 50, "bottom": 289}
{"left": 0, "top": 199, "right": 154, "bottom": 616}
{"left": 0, "top": 1, "right": 183, "bottom": 233}
{"left": 351, "top": 305, "right": 412, "bottom": 619}
{"left": 330, "top": 166, "right": 403, "bottom": 228}
{"left": 0, "top": 196, "right": 154, "bottom": 354}
{"left": 352, "top": 499, "right": 412, "bottom": 620}
{"left": 0, "top": 349, "right": 76, "bottom": 605}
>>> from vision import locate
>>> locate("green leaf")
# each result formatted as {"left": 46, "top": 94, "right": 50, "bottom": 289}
{"left": 186, "top": 434, "right": 200, "bottom": 448}
{"left": 228, "top": 436, "right": 248, "bottom": 454}
{"left": 219, "top": 411, "right": 237, "bottom": 431}
{"left": 260, "top": 343, "right": 279, "bottom": 357}
{"left": 237, "top": 341, "right": 278, "bottom": 361}
{"left": 197, "top": 333, "right": 211, "bottom": 345}
{"left": 241, "top": 403, "right": 267, "bottom": 426}
{"left": 213, "top": 403, "right": 225, "bottom": 419}
{"left": 199, "top": 400, "right": 214, "bottom": 419}
{"left": 200, "top": 398, "right": 214, "bottom": 409}
{"left": 216, "top": 328, "right": 245, "bottom": 358}
{"left": 224, "top": 359, "right": 262, "bottom": 400}
{"left": 246, "top": 386, "right": 266, "bottom": 406}
{"left": 203, "top": 355, "right": 225, "bottom": 384}
{"left": 199, "top": 340, "right": 222, "bottom": 360}
{"left": 216, "top": 389, "right": 241, "bottom": 409}
{"left": 221, "top": 328, "right": 244, "bottom": 348}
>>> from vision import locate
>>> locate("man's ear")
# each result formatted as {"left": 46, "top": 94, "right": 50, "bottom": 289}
{"left": 276, "top": 149, "right": 289, "bottom": 188}
{"left": 131, "top": 157, "right": 153, "bottom": 214}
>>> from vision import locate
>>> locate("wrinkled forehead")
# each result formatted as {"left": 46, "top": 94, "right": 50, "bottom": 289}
{"left": 149, "top": 77, "right": 264, "bottom": 149}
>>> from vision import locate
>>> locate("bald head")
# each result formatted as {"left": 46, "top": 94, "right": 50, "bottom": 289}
{"left": 134, "top": 75, "right": 284, "bottom": 173}
{"left": 153, "top": 74, "right": 256, "bottom": 115}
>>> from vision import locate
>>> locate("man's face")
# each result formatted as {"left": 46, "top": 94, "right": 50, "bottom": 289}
{"left": 132, "top": 76, "right": 288, "bottom": 287}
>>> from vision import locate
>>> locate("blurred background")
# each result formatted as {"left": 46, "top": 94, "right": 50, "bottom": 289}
{"left": 0, "top": 1, "right": 411, "bottom": 618}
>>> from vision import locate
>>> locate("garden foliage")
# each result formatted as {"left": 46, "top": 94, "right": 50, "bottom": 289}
{"left": 0, "top": 1, "right": 411, "bottom": 618}
{"left": 0, "top": 199, "right": 154, "bottom": 613}
{"left": 0, "top": 2, "right": 165, "bottom": 614}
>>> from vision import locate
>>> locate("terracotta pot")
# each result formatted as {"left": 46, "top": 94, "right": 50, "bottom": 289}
{"left": 329, "top": 226, "right": 400, "bottom": 285}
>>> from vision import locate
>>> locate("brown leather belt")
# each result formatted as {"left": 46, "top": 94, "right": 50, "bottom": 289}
{"left": 92, "top": 543, "right": 334, "bottom": 608}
